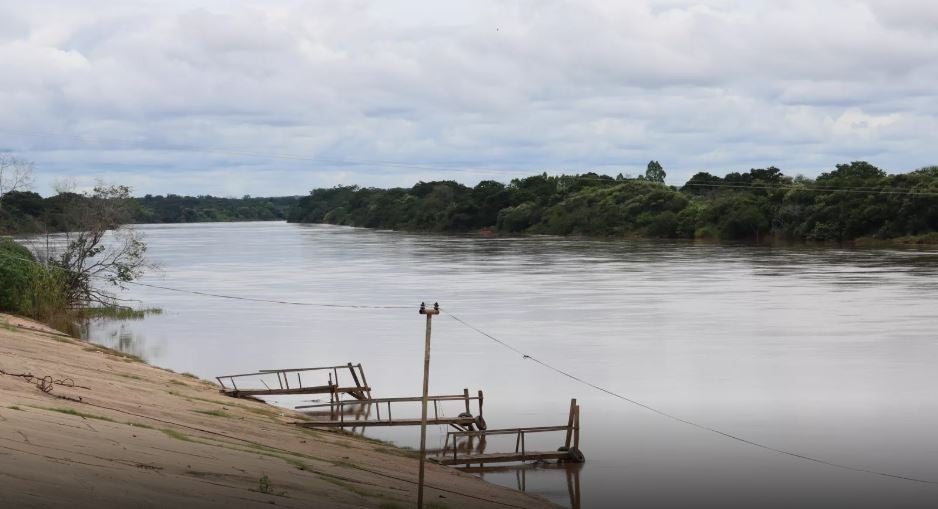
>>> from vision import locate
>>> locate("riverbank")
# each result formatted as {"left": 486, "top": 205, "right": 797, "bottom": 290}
{"left": 0, "top": 313, "right": 557, "bottom": 509}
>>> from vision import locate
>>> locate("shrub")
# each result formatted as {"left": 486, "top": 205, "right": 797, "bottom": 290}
{"left": 0, "top": 239, "right": 68, "bottom": 321}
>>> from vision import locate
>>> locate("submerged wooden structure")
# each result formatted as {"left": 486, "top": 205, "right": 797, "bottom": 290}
{"left": 294, "top": 389, "right": 486, "bottom": 430}
{"left": 431, "top": 398, "right": 583, "bottom": 466}
{"left": 216, "top": 362, "right": 585, "bottom": 469}
{"left": 216, "top": 363, "right": 371, "bottom": 400}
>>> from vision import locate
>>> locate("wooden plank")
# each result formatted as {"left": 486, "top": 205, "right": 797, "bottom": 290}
{"left": 222, "top": 385, "right": 369, "bottom": 397}
{"left": 431, "top": 451, "right": 568, "bottom": 466}
{"left": 447, "top": 425, "right": 571, "bottom": 437}
{"left": 295, "top": 393, "right": 477, "bottom": 409}
{"left": 356, "top": 364, "right": 373, "bottom": 400}
{"left": 565, "top": 398, "right": 577, "bottom": 449}
{"left": 347, "top": 362, "right": 365, "bottom": 400}
{"left": 295, "top": 417, "right": 475, "bottom": 428}
{"left": 257, "top": 366, "right": 353, "bottom": 373}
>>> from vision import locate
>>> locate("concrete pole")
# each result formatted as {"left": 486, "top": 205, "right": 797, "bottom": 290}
{"left": 417, "top": 302, "right": 439, "bottom": 509}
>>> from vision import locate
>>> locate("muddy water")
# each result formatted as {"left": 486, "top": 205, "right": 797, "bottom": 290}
{"left": 84, "top": 221, "right": 938, "bottom": 508}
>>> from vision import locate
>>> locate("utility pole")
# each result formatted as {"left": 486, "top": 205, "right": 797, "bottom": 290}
{"left": 417, "top": 302, "right": 439, "bottom": 509}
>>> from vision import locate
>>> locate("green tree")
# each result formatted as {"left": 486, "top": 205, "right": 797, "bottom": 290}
{"left": 645, "top": 160, "right": 666, "bottom": 183}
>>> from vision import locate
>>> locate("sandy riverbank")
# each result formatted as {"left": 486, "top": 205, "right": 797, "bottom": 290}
{"left": 0, "top": 313, "right": 558, "bottom": 509}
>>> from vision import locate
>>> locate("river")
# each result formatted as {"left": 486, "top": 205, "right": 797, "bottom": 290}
{"left": 84, "top": 221, "right": 938, "bottom": 508}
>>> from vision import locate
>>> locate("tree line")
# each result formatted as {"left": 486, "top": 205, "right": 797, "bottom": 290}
{"left": 1, "top": 192, "right": 299, "bottom": 233}
{"left": 287, "top": 161, "right": 938, "bottom": 243}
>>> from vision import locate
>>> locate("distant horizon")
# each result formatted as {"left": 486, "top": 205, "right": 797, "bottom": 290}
{"left": 11, "top": 159, "right": 935, "bottom": 199}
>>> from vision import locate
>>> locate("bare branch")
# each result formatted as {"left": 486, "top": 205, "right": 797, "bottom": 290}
{"left": 0, "top": 155, "right": 35, "bottom": 209}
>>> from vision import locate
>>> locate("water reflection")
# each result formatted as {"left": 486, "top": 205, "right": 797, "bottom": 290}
{"left": 465, "top": 464, "right": 583, "bottom": 509}
{"left": 76, "top": 318, "right": 160, "bottom": 361}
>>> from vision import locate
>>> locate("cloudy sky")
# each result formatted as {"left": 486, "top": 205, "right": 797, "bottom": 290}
{"left": 1, "top": 0, "right": 937, "bottom": 196}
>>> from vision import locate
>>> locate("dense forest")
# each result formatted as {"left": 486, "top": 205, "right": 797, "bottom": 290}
{"left": 287, "top": 161, "right": 938, "bottom": 243}
{"left": 0, "top": 193, "right": 298, "bottom": 233}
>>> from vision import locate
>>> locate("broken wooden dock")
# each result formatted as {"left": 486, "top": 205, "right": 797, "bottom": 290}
{"left": 294, "top": 389, "right": 486, "bottom": 430}
{"left": 431, "top": 398, "right": 583, "bottom": 466}
{"left": 216, "top": 363, "right": 371, "bottom": 400}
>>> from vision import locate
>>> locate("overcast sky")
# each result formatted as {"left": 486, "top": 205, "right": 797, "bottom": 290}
{"left": 1, "top": 0, "right": 937, "bottom": 196}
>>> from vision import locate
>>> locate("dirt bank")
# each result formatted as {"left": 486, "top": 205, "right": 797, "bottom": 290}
{"left": 0, "top": 313, "right": 558, "bottom": 509}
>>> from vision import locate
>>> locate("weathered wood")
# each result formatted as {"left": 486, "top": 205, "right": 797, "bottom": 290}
{"left": 431, "top": 451, "right": 569, "bottom": 466}
{"left": 295, "top": 393, "right": 479, "bottom": 409}
{"left": 296, "top": 416, "right": 475, "bottom": 428}
{"left": 437, "top": 399, "right": 584, "bottom": 466}
{"left": 347, "top": 362, "right": 365, "bottom": 399}
{"left": 357, "top": 364, "right": 373, "bottom": 400}
{"left": 565, "top": 398, "right": 577, "bottom": 449}
{"left": 223, "top": 385, "right": 369, "bottom": 398}
{"left": 442, "top": 425, "right": 570, "bottom": 437}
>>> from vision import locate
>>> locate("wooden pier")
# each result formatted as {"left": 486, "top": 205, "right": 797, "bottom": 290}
{"left": 431, "top": 398, "right": 583, "bottom": 466}
{"left": 216, "top": 363, "right": 371, "bottom": 400}
{"left": 294, "top": 389, "right": 486, "bottom": 430}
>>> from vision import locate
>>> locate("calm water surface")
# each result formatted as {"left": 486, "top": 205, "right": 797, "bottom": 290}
{"left": 86, "top": 222, "right": 938, "bottom": 508}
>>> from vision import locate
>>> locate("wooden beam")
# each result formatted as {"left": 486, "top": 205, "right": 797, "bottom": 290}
{"left": 565, "top": 398, "right": 577, "bottom": 449}
{"left": 431, "top": 451, "right": 569, "bottom": 466}
{"left": 296, "top": 416, "right": 475, "bottom": 428}
{"left": 222, "top": 385, "right": 369, "bottom": 397}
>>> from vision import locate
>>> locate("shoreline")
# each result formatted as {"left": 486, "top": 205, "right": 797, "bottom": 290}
{"left": 0, "top": 313, "right": 558, "bottom": 509}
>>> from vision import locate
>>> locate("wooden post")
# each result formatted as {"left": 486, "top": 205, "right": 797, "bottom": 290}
{"left": 564, "top": 398, "right": 577, "bottom": 449}
{"left": 357, "top": 364, "right": 373, "bottom": 400}
{"left": 478, "top": 390, "right": 484, "bottom": 419}
{"left": 347, "top": 362, "right": 361, "bottom": 387}
{"left": 463, "top": 388, "right": 470, "bottom": 414}
{"left": 417, "top": 302, "right": 440, "bottom": 509}
{"left": 573, "top": 405, "right": 581, "bottom": 451}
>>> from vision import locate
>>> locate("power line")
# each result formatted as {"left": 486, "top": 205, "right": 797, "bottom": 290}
{"left": 445, "top": 312, "right": 938, "bottom": 487}
{"left": 122, "top": 280, "right": 413, "bottom": 309}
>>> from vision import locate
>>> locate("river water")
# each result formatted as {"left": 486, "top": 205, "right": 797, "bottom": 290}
{"left": 84, "top": 221, "right": 938, "bottom": 508}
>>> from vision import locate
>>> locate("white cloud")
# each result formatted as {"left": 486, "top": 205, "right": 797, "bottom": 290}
{"left": 0, "top": 0, "right": 936, "bottom": 195}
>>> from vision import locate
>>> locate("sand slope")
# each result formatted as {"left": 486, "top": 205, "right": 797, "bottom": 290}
{"left": 0, "top": 313, "right": 557, "bottom": 509}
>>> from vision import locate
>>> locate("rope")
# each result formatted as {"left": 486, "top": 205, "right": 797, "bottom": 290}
{"left": 446, "top": 312, "right": 938, "bottom": 486}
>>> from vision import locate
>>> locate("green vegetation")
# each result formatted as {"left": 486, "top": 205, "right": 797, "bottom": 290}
{"left": 1, "top": 183, "right": 154, "bottom": 336}
{"left": 134, "top": 194, "right": 299, "bottom": 223}
{"left": 0, "top": 192, "right": 298, "bottom": 233}
{"left": 79, "top": 307, "right": 162, "bottom": 320}
{"left": 257, "top": 473, "right": 272, "bottom": 494}
{"left": 45, "top": 407, "right": 116, "bottom": 422}
{"left": 193, "top": 408, "right": 232, "bottom": 418}
{"left": 288, "top": 161, "right": 938, "bottom": 243}
{"left": 0, "top": 239, "right": 68, "bottom": 322}
{"left": 161, "top": 428, "right": 195, "bottom": 442}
